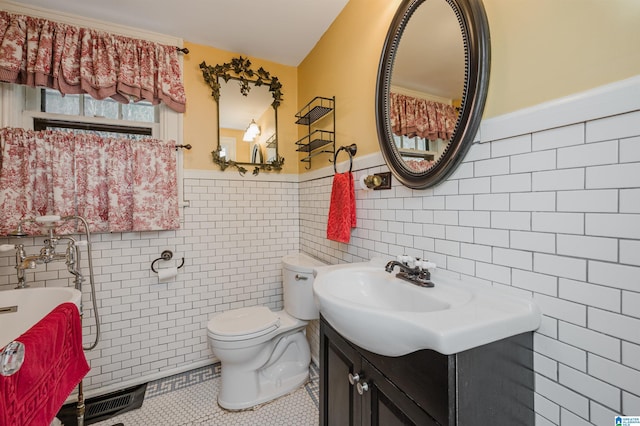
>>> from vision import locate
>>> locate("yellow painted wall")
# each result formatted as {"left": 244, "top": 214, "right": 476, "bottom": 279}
{"left": 182, "top": 42, "right": 298, "bottom": 172}
{"left": 483, "top": 0, "right": 640, "bottom": 117}
{"left": 297, "top": 0, "right": 640, "bottom": 170}
{"left": 296, "top": 0, "right": 399, "bottom": 172}
{"left": 182, "top": 0, "right": 640, "bottom": 172}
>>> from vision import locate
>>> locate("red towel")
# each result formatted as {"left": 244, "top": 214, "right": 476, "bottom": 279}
{"left": 0, "top": 302, "right": 90, "bottom": 426}
{"left": 327, "top": 172, "right": 356, "bottom": 243}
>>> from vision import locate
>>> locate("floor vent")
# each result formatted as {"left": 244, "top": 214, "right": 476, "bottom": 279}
{"left": 56, "top": 383, "right": 147, "bottom": 425}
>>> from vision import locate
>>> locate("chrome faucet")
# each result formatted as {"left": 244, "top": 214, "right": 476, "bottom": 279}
{"left": 14, "top": 244, "right": 29, "bottom": 288}
{"left": 385, "top": 257, "right": 435, "bottom": 287}
{"left": 7, "top": 220, "right": 84, "bottom": 289}
{"left": 5, "top": 215, "right": 101, "bottom": 354}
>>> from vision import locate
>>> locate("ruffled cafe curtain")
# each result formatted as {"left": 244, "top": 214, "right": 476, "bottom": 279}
{"left": 389, "top": 92, "right": 457, "bottom": 141}
{"left": 0, "top": 10, "right": 186, "bottom": 112}
{"left": 0, "top": 127, "right": 180, "bottom": 234}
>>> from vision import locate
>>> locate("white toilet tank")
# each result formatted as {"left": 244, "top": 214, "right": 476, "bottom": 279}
{"left": 282, "top": 253, "right": 326, "bottom": 320}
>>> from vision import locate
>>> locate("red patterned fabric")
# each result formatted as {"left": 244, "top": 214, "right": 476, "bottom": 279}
{"left": 327, "top": 172, "right": 356, "bottom": 243}
{"left": 0, "top": 11, "right": 186, "bottom": 112}
{"left": 0, "top": 302, "right": 90, "bottom": 426}
{"left": 0, "top": 127, "right": 180, "bottom": 234}
{"left": 390, "top": 92, "right": 457, "bottom": 141}
{"left": 405, "top": 159, "right": 435, "bottom": 173}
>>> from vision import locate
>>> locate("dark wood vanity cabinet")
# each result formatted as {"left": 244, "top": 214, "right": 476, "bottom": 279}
{"left": 319, "top": 316, "right": 534, "bottom": 426}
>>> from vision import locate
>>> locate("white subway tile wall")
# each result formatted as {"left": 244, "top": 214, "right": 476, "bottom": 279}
{"left": 300, "top": 107, "right": 640, "bottom": 423}
{"left": 0, "top": 178, "right": 300, "bottom": 394}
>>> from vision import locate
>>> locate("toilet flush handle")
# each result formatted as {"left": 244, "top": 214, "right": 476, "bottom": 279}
{"left": 295, "top": 274, "right": 308, "bottom": 281}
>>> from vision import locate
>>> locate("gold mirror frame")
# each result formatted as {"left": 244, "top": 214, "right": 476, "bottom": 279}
{"left": 376, "top": 0, "right": 490, "bottom": 189}
{"left": 200, "top": 56, "right": 285, "bottom": 175}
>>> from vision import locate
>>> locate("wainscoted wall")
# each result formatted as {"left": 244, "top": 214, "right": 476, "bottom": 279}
{"left": 301, "top": 78, "right": 640, "bottom": 425}
{"left": 1, "top": 77, "right": 639, "bottom": 424}
{"left": 0, "top": 173, "right": 301, "bottom": 397}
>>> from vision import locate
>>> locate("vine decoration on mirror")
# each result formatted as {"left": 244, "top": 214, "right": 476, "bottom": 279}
{"left": 211, "top": 144, "right": 284, "bottom": 176}
{"left": 200, "top": 56, "right": 285, "bottom": 174}
{"left": 200, "top": 56, "right": 283, "bottom": 106}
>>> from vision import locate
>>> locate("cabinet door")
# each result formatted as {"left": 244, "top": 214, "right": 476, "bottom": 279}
{"left": 320, "top": 319, "right": 362, "bottom": 426}
{"left": 360, "top": 359, "right": 439, "bottom": 426}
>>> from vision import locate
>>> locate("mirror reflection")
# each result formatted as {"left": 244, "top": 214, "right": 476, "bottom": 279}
{"left": 200, "top": 56, "right": 284, "bottom": 175}
{"left": 219, "top": 81, "right": 274, "bottom": 165}
{"left": 389, "top": 0, "right": 464, "bottom": 173}
{"left": 376, "top": 0, "right": 490, "bottom": 189}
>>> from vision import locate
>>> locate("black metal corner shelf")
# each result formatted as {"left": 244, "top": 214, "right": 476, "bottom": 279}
{"left": 295, "top": 129, "right": 334, "bottom": 152}
{"left": 265, "top": 133, "right": 277, "bottom": 148}
{"left": 295, "top": 96, "right": 335, "bottom": 169}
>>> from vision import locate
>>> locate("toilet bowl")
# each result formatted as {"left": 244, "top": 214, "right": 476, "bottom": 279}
{"left": 206, "top": 253, "right": 326, "bottom": 410}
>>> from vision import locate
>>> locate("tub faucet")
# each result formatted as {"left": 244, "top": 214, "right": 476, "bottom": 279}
{"left": 11, "top": 240, "right": 67, "bottom": 288}
{"left": 5, "top": 244, "right": 47, "bottom": 288}
{"left": 385, "top": 257, "right": 435, "bottom": 288}
{"left": 14, "top": 245, "right": 29, "bottom": 289}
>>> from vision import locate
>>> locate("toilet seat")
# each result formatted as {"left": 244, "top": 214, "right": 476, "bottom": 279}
{"left": 207, "top": 306, "right": 280, "bottom": 342}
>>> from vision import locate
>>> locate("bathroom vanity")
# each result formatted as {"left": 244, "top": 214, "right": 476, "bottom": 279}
{"left": 319, "top": 317, "right": 535, "bottom": 426}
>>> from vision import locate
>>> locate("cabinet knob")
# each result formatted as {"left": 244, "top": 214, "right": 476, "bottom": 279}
{"left": 357, "top": 381, "right": 369, "bottom": 395}
{"left": 348, "top": 373, "right": 360, "bottom": 385}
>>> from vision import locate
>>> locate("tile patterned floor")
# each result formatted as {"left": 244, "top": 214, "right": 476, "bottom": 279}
{"left": 91, "top": 363, "right": 319, "bottom": 426}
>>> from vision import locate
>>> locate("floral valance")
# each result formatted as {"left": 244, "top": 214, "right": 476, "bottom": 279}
{"left": 0, "top": 11, "right": 186, "bottom": 112}
{"left": 0, "top": 127, "right": 180, "bottom": 234}
{"left": 390, "top": 92, "right": 457, "bottom": 141}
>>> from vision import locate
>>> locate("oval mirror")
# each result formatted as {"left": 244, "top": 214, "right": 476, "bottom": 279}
{"left": 376, "top": 0, "right": 490, "bottom": 189}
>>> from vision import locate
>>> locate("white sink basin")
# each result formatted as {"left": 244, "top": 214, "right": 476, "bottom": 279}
{"left": 0, "top": 287, "right": 81, "bottom": 348}
{"left": 313, "top": 259, "right": 541, "bottom": 356}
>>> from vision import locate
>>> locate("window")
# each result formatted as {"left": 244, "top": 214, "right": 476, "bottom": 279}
{"left": 41, "top": 89, "right": 157, "bottom": 123}
{"left": 393, "top": 134, "right": 430, "bottom": 152}
{"left": 8, "top": 85, "right": 187, "bottom": 217}
{"left": 0, "top": 4, "right": 186, "bottom": 221}
{"left": 31, "top": 89, "right": 157, "bottom": 139}
{"left": 0, "top": 2, "right": 183, "bottom": 140}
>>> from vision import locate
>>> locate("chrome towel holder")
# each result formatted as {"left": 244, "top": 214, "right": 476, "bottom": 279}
{"left": 151, "top": 250, "right": 184, "bottom": 273}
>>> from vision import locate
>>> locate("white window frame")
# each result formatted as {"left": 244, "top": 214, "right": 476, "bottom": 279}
{"left": 24, "top": 88, "right": 157, "bottom": 133}
{"left": 0, "top": 2, "right": 188, "bottom": 213}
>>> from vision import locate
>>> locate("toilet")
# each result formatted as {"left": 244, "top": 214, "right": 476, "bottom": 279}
{"left": 206, "top": 253, "right": 326, "bottom": 410}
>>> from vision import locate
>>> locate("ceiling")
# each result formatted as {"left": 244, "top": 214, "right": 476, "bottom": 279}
{"left": 6, "top": 0, "right": 350, "bottom": 66}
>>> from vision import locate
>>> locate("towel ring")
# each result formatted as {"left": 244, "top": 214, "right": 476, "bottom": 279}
{"left": 334, "top": 144, "right": 358, "bottom": 173}
{"left": 151, "top": 250, "right": 185, "bottom": 273}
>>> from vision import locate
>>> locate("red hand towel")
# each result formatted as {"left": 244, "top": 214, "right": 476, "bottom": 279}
{"left": 327, "top": 171, "right": 356, "bottom": 243}
{"left": 0, "top": 302, "right": 90, "bottom": 426}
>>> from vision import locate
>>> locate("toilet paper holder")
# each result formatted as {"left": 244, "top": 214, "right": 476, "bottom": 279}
{"left": 151, "top": 250, "right": 185, "bottom": 273}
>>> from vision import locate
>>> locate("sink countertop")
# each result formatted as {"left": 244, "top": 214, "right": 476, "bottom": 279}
{"left": 312, "top": 258, "right": 541, "bottom": 356}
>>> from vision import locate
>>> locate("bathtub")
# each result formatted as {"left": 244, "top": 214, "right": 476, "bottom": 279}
{"left": 0, "top": 287, "right": 81, "bottom": 349}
